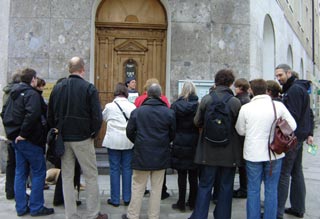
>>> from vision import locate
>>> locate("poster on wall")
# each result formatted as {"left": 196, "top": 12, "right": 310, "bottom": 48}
{"left": 178, "top": 80, "right": 215, "bottom": 101}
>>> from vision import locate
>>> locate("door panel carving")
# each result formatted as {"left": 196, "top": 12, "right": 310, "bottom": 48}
{"left": 95, "top": 0, "right": 167, "bottom": 147}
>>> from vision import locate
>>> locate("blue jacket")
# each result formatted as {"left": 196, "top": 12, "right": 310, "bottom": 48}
{"left": 126, "top": 98, "right": 176, "bottom": 170}
{"left": 282, "top": 77, "right": 314, "bottom": 141}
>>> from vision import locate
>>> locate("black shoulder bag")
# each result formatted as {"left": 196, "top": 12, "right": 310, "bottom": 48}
{"left": 114, "top": 101, "right": 129, "bottom": 121}
{"left": 47, "top": 80, "right": 71, "bottom": 164}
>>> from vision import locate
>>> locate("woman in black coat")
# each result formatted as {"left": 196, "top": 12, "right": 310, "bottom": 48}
{"left": 170, "top": 81, "right": 199, "bottom": 211}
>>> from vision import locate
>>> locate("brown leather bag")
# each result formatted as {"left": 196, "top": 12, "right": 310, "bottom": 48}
{"left": 268, "top": 100, "right": 297, "bottom": 154}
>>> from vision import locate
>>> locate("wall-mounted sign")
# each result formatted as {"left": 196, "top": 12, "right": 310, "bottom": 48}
{"left": 125, "top": 59, "right": 136, "bottom": 78}
{"left": 42, "top": 82, "right": 55, "bottom": 101}
{"left": 178, "top": 80, "right": 215, "bottom": 101}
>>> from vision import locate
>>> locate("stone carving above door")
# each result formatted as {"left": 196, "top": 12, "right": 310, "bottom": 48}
{"left": 114, "top": 40, "right": 148, "bottom": 52}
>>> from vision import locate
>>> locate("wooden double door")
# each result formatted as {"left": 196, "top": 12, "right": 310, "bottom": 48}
{"left": 95, "top": 0, "right": 168, "bottom": 147}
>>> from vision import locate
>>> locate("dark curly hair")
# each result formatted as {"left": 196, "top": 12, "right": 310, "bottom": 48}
{"left": 214, "top": 69, "right": 235, "bottom": 87}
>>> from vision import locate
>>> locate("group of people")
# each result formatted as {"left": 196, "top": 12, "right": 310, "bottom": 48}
{"left": 1, "top": 56, "right": 314, "bottom": 219}
{"left": 1, "top": 57, "right": 107, "bottom": 219}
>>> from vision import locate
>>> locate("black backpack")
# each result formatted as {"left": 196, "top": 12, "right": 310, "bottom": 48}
{"left": 203, "top": 92, "right": 233, "bottom": 146}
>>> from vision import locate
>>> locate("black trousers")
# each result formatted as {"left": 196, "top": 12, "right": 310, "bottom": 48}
{"left": 5, "top": 143, "right": 15, "bottom": 197}
{"left": 176, "top": 169, "right": 198, "bottom": 208}
{"left": 238, "top": 166, "right": 247, "bottom": 192}
{"left": 53, "top": 159, "right": 81, "bottom": 205}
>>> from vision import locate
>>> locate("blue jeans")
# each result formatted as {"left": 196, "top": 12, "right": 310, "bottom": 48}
{"left": 246, "top": 159, "right": 282, "bottom": 219}
{"left": 13, "top": 140, "right": 46, "bottom": 215}
{"left": 189, "top": 165, "right": 235, "bottom": 219}
{"left": 108, "top": 148, "right": 133, "bottom": 204}
{"left": 277, "top": 141, "right": 305, "bottom": 217}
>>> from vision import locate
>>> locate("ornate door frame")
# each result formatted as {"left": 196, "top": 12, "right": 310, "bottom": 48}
{"left": 92, "top": 0, "right": 170, "bottom": 147}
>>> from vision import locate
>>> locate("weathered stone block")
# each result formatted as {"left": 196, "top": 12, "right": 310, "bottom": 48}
{"left": 210, "top": 23, "right": 250, "bottom": 65}
{"left": 210, "top": 0, "right": 250, "bottom": 24}
{"left": 170, "top": 60, "right": 210, "bottom": 99}
{"left": 8, "top": 57, "right": 49, "bottom": 78}
{"left": 169, "top": 0, "right": 211, "bottom": 23}
{"left": 50, "top": 18, "right": 91, "bottom": 60}
{"left": 9, "top": 18, "right": 50, "bottom": 59}
{"left": 51, "top": 0, "right": 93, "bottom": 19}
{"left": 171, "top": 22, "right": 211, "bottom": 62}
{"left": 10, "top": 0, "right": 50, "bottom": 18}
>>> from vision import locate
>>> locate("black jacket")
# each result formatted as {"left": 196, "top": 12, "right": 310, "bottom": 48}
{"left": 126, "top": 98, "right": 176, "bottom": 170}
{"left": 193, "top": 86, "right": 242, "bottom": 167}
{"left": 47, "top": 74, "right": 102, "bottom": 141}
{"left": 235, "top": 92, "right": 250, "bottom": 106}
{"left": 282, "top": 77, "right": 314, "bottom": 141}
{"left": 2, "top": 82, "right": 46, "bottom": 147}
{"left": 170, "top": 95, "right": 199, "bottom": 170}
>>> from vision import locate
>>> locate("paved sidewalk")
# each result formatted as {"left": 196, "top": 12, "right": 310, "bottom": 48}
{"left": 0, "top": 127, "right": 319, "bottom": 219}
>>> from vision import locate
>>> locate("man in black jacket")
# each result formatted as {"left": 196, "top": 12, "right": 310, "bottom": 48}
{"left": 123, "top": 84, "right": 175, "bottom": 219}
{"left": 275, "top": 64, "right": 314, "bottom": 219}
{"left": 2, "top": 68, "right": 54, "bottom": 216}
{"left": 190, "top": 69, "right": 242, "bottom": 219}
{"left": 2, "top": 71, "right": 21, "bottom": 200}
{"left": 47, "top": 57, "right": 107, "bottom": 219}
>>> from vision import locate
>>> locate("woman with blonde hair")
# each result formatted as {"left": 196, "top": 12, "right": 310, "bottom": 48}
{"left": 171, "top": 81, "right": 199, "bottom": 211}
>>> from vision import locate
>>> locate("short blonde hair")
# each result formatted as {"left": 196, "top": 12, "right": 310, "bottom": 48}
{"left": 143, "top": 78, "right": 159, "bottom": 91}
{"left": 179, "top": 81, "right": 196, "bottom": 100}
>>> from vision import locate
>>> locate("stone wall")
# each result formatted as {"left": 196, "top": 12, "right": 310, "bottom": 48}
{"left": 0, "top": 0, "right": 10, "bottom": 137}
{"left": 168, "top": 0, "right": 250, "bottom": 99}
{"left": 7, "top": 0, "right": 251, "bottom": 101}
{"left": 5, "top": 0, "right": 317, "bottom": 102}
{"left": 7, "top": 0, "right": 94, "bottom": 82}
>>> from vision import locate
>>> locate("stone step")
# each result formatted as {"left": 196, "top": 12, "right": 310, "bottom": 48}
{"left": 95, "top": 147, "right": 109, "bottom": 175}
{"left": 94, "top": 147, "right": 176, "bottom": 175}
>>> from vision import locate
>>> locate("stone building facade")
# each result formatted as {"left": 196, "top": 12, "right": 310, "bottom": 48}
{"left": 0, "top": 0, "right": 319, "bottom": 139}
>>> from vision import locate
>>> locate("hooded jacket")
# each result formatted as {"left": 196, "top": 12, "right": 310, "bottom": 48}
{"left": 2, "top": 82, "right": 15, "bottom": 105}
{"left": 170, "top": 94, "right": 199, "bottom": 170}
{"left": 282, "top": 77, "right": 314, "bottom": 141}
{"left": 2, "top": 82, "right": 45, "bottom": 147}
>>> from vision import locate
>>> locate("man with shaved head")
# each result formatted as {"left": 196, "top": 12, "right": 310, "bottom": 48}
{"left": 48, "top": 57, "right": 107, "bottom": 219}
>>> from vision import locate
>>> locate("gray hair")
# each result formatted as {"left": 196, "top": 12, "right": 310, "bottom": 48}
{"left": 275, "top": 64, "right": 291, "bottom": 73}
{"left": 147, "top": 83, "right": 162, "bottom": 98}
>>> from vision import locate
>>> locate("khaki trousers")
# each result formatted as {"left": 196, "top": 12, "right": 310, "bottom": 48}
{"left": 61, "top": 138, "right": 100, "bottom": 219}
{"left": 127, "top": 169, "right": 165, "bottom": 219}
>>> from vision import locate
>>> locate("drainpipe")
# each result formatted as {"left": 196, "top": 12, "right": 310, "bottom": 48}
{"left": 311, "top": 0, "right": 315, "bottom": 112}
{"left": 312, "top": 0, "right": 315, "bottom": 67}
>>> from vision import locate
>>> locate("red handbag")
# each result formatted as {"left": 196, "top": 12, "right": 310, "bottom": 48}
{"left": 268, "top": 100, "right": 297, "bottom": 154}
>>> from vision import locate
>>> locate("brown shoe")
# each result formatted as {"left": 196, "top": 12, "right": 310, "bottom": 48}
{"left": 95, "top": 213, "right": 108, "bottom": 219}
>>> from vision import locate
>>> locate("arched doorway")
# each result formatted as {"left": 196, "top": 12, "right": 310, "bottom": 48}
{"left": 287, "top": 45, "right": 293, "bottom": 68}
{"left": 262, "top": 14, "right": 275, "bottom": 80}
{"left": 95, "top": 0, "right": 168, "bottom": 146}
